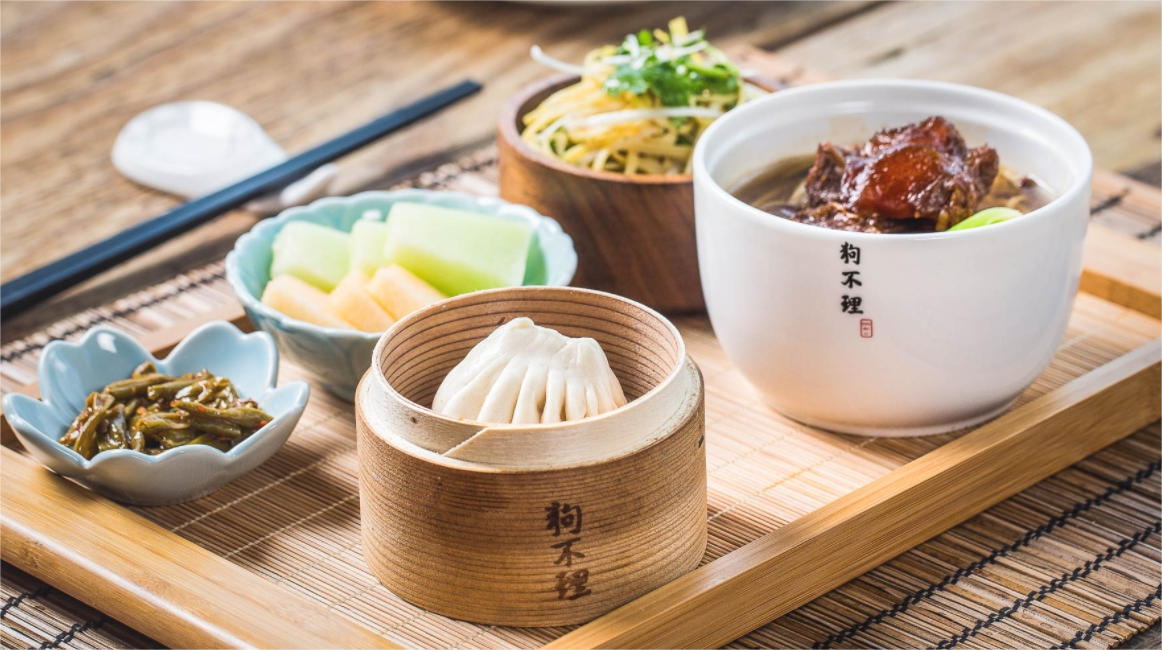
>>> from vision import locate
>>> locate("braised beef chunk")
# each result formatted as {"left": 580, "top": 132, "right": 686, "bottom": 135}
{"left": 791, "top": 202, "right": 936, "bottom": 234}
{"left": 802, "top": 144, "right": 847, "bottom": 206}
{"left": 801, "top": 116, "right": 999, "bottom": 230}
{"left": 732, "top": 118, "right": 1049, "bottom": 234}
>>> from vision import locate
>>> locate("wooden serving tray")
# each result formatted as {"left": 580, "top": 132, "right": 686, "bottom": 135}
{"left": 2, "top": 48, "right": 1160, "bottom": 647}
{"left": 1, "top": 210, "right": 1158, "bottom": 649}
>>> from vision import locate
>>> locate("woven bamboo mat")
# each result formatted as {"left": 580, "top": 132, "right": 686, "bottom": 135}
{"left": 2, "top": 148, "right": 1160, "bottom": 650}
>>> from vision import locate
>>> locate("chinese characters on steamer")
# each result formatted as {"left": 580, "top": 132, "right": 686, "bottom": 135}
{"left": 546, "top": 501, "right": 591, "bottom": 600}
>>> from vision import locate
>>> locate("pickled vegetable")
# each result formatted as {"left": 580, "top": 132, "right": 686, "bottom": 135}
{"left": 59, "top": 361, "right": 273, "bottom": 460}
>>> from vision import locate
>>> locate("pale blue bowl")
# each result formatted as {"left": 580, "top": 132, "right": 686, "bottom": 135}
{"left": 1, "top": 321, "right": 310, "bottom": 506}
{"left": 225, "top": 189, "right": 577, "bottom": 399}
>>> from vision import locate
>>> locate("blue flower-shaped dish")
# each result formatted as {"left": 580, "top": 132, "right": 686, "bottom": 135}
{"left": 1, "top": 321, "right": 309, "bottom": 506}
{"left": 226, "top": 189, "right": 577, "bottom": 399}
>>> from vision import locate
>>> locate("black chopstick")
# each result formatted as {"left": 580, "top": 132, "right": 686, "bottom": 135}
{"left": 0, "top": 79, "right": 483, "bottom": 321}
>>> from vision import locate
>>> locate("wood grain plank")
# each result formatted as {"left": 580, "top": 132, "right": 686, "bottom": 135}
{"left": 0, "top": 447, "right": 400, "bottom": 650}
{"left": 770, "top": 1, "right": 1162, "bottom": 173}
{"left": 0, "top": 1, "right": 876, "bottom": 282}
{"left": 1081, "top": 226, "right": 1162, "bottom": 319}
{"left": 1094, "top": 167, "right": 1162, "bottom": 216}
{"left": 548, "top": 338, "right": 1162, "bottom": 649}
{"left": 1080, "top": 169, "right": 1162, "bottom": 320}
{"left": 0, "top": 209, "right": 263, "bottom": 344}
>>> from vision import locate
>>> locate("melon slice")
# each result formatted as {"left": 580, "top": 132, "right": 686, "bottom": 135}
{"left": 366, "top": 264, "right": 446, "bottom": 319}
{"left": 350, "top": 219, "right": 391, "bottom": 276}
{"left": 270, "top": 221, "right": 350, "bottom": 291}
{"left": 382, "top": 203, "right": 532, "bottom": 296}
{"left": 261, "top": 275, "right": 352, "bottom": 329}
{"left": 328, "top": 271, "right": 396, "bottom": 332}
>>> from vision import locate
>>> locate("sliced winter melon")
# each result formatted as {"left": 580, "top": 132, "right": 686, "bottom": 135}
{"left": 328, "top": 271, "right": 395, "bottom": 332}
{"left": 270, "top": 221, "right": 350, "bottom": 291}
{"left": 366, "top": 264, "right": 446, "bottom": 319}
{"left": 261, "top": 275, "right": 352, "bottom": 329}
{"left": 382, "top": 203, "right": 532, "bottom": 296}
{"left": 349, "top": 219, "right": 391, "bottom": 276}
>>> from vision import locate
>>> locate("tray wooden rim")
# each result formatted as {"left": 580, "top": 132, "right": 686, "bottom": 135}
{"left": 2, "top": 219, "right": 1158, "bottom": 650}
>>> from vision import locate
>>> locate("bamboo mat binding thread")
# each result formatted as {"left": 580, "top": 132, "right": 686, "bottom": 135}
{"left": 1, "top": 565, "right": 159, "bottom": 650}
{"left": 2, "top": 148, "right": 1160, "bottom": 650}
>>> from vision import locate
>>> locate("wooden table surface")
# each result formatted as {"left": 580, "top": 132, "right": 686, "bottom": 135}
{"left": 1, "top": 2, "right": 1159, "bottom": 648}
{"left": 2, "top": 0, "right": 1160, "bottom": 341}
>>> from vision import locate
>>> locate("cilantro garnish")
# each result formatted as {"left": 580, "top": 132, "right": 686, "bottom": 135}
{"left": 600, "top": 22, "right": 741, "bottom": 108}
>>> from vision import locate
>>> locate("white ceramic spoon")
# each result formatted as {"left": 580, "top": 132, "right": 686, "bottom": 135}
{"left": 112, "top": 101, "right": 336, "bottom": 214}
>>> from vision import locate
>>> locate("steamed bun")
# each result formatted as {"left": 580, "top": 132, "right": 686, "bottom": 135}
{"left": 433, "top": 318, "right": 628, "bottom": 424}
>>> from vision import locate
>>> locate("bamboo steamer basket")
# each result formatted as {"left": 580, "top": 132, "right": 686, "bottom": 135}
{"left": 355, "top": 286, "right": 706, "bottom": 626}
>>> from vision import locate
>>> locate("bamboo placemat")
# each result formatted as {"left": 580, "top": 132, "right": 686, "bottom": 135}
{"left": 2, "top": 148, "right": 1160, "bottom": 650}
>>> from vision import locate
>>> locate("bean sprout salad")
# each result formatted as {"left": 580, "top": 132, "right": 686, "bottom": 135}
{"left": 522, "top": 17, "right": 764, "bottom": 176}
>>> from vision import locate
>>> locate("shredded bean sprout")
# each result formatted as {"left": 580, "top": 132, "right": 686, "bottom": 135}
{"left": 522, "top": 17, "right": 764, "bottom": 176}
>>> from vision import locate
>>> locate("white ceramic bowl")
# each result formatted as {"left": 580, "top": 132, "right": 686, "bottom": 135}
{"left": 1, "top": 322, "right": 310, "bottom": 505}
{"left": 693, "top": 80, "right": 1092, "bottom": 436}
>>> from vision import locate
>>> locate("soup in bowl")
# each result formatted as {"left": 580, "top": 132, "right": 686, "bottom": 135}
{"left": 692, "top": 80, "right": 1092, "bottom": 436}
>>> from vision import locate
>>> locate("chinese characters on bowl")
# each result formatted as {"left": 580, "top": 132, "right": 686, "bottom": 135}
{"left": 838, "top": 242, "right": 870, "bottom": 338}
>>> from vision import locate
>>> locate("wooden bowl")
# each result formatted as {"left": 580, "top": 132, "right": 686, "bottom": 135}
{"left": 355, "top": 286, "right": 706, "bottom": 626}
{"left": 497, "top": 75, "right": 702, "bottom": 313}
